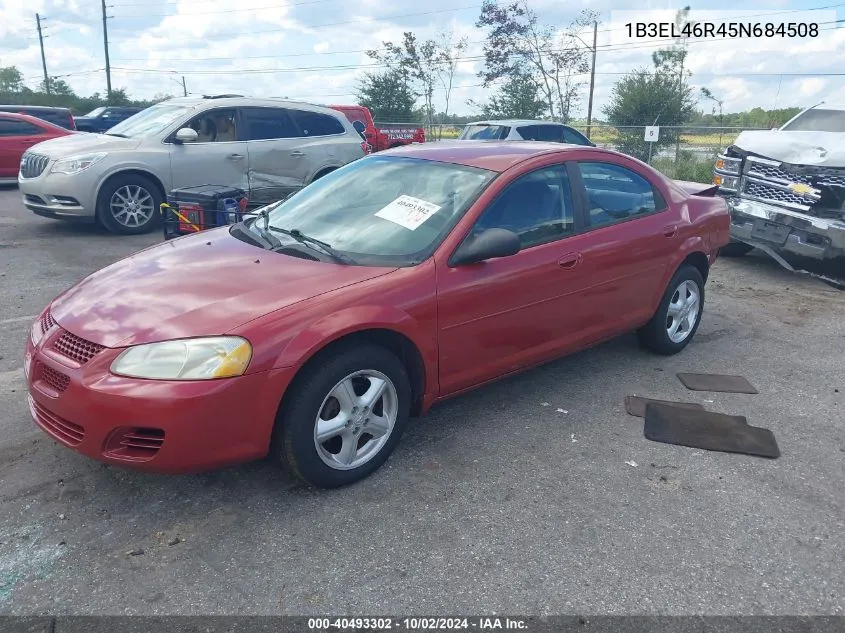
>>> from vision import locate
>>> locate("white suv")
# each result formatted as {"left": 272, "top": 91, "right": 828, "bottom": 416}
{"left": 18, "top": 95, "right": 367, "bottom": 234}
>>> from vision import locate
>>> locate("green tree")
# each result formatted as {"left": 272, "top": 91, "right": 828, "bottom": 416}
{"left": 604, "top": 7, "right": 696, "bottom": 161}
{"left": 38, "top": 77, "right": 76, "bottom": 96}
{"left": 471, "top": 72, "right": 548, "bottom": 120}
{"left": 0, "top": 66, "right": 24, "bottom": 93}
{"left": 475, "top": 0, "right": 597, "bottom": 122}
{"left": 356, "top": 69, "right": 418, "bottom": 122}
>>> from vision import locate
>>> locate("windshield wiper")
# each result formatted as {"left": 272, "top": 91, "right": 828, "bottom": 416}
{"left": 268, "top": 227, "right": 355, "bottom": 264}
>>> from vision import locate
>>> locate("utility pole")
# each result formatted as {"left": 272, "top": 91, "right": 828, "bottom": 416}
{"left": 101, "top": 0, "right": 112, "bottom": 101}
{"left": 585, "top": 20, "right": 597, "bottom": 140}
{"left": 36, "top": 14, "right": 50, "bottom": 94}
{"left": 182, "top": 76, "right": 187, "bottom": 96}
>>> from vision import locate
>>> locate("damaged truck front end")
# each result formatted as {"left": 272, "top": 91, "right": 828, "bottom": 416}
{"left": 712, "top": 104, "right": 845, "bottom": 286}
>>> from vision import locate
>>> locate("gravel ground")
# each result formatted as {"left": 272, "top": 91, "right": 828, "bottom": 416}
{"left": 0, "top": 186, "right": 843, "bottom": 616}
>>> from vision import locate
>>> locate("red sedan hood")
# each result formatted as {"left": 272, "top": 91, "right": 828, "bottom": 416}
{"left": 50, "top": 229, "right": 397, "bottom": 347}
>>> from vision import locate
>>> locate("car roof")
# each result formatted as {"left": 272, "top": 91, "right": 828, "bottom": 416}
{"left": 465, "top": 119, "right": 572, "bottom": 128}
{"left": 164, "top": 96, "right": 338, "bottom": 110}
{"left": 0, "top": 104, "right": 72, "bottom": 113}
{"left": 383, "top": 140, "right": 608, "bottom": 172}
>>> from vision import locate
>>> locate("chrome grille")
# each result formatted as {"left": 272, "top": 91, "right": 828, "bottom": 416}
{"left": 20, "top": 152, "right": 50, "bottom": 179}
{"left": 743, "top": 181, "right": 810, "bottom": 208}
{"left": 818, "top": 173, "right": 845, "bottom": 188}
{"left": 746, "top": 162, "right": 811, "bottom": 184}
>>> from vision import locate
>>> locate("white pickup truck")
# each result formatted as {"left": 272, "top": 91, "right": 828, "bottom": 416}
{"left": 712, "top": 102, "right": 844, "bottom": 283}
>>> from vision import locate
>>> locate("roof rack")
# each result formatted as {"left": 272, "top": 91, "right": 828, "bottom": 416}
{"left": 201, "top": 94, "right": 244, "bottom": 99}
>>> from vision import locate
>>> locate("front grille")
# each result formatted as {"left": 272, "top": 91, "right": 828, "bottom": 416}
{"left": 743, "top": 180, "right": 809, "bottom": 208}
{"left": 37, "top": 362, "right": 70, "bottom": 392}
{"left": 52, "top": 330, "right": 105, "bottom": 365}
{"left": 105, "top": 428, "right": 165, "bottom": 461}
{"left": 20, "top": 152, "right": 50, "bottom": 179}
{"left": 747, "top": 161, "right": 812, "bottom": 185}
{"left": 818, "top": 173, "right": 845, "bottom": 188}
{"left": 29, "top": 397, "right": 84, "bottom": 446}
{"left": 40, "top": 310, "right": 57, "bottom": 336}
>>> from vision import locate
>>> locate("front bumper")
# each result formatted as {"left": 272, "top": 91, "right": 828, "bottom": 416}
{"left": 24, "top": 326, "right": 296, "bottom": 474}
{"left": 725, "top": 196, "right": 845, "bottom": 262}
{"left": 19, "top": 167, "right": 99, "bottom": 221}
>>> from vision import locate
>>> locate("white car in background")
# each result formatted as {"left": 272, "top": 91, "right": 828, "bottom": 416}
{"left": 18, "top": 95, "right": 367, "bottom": 234}
{"left": 459, "top": 119, "right": 596, "bottom": 146}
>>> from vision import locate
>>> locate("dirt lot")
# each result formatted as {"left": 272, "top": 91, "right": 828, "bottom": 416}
{"left": 1, "top": 186, "right": 843, "bottom": 615}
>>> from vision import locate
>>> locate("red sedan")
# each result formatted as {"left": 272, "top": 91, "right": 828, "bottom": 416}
{"left": 25, "top": 142, "right": 730, "bottom": 488}
{"left": 0, "top": 112, "right": 72, "bottom": 184}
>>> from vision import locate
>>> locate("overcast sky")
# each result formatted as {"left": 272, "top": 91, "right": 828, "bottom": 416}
{"left": 1, "top": 0, "right": 843, "bottom": 119}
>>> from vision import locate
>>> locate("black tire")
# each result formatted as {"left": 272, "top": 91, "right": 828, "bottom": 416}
{"left": 271, "top": 343, "right": 411, "bottom": 488}
{"left": 720, "top": 241, "right": 754, "bottom": 257}
{"left": 638, "top": 265, "right": 705, "bottom": 356}
{"left": 311, "top": 168, "right": 336, "bottom": 183}
{"left": 96, "top": 173, "right": 163, "bottom": 235}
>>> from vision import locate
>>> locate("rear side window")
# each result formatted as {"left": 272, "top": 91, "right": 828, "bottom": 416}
{"left": 289, "top": 110, "right": 346, "bottom": 136}
{"left": 241, "top": 107, "right": 299, "bottom": 140}
{"left": 535, "top": 125, "right": 565, "bottom": 142}
{"left": 563, "top": 128, "right": 591, "bottom": 145}
{"left": 578, "top": 162, "right": 666, "bottom": 228}
{"left": 0, "top": 119, "right": 42, "bottom": 136}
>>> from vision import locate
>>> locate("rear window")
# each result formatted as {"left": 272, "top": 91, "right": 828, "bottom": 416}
{"left": 460, "top": 124, "right": 510, "bottom": 140}
{"left": 289, "top": 109, "right": 346, "bottom": 136}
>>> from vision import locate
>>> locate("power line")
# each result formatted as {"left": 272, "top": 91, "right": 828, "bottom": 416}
{"left": 107, "top": 23, "right": 843, "bottom": 75}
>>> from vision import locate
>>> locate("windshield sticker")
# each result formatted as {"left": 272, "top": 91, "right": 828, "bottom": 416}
{"left": 375, "top": 195, "right": 441, "bottom": 230}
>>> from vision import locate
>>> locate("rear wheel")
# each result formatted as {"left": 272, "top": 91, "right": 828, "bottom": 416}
{"left": 271, "top": 343, "right": 411, "bottom": 488}
{"left": 720, "top": 241, "right": 754, "bottom": 257}
{"left": 638, "top": 265, "right": 705, "bottom": 355}
{"left": 97, "top": 173, "right": 162, "bottom": 235}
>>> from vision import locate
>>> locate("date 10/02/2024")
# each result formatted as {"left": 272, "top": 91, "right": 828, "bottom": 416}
{"left": 307, "top": 617, "right": 529, "bottom": 630}
{"left": 625, "top": 21, "right": 819, "bottom": 38}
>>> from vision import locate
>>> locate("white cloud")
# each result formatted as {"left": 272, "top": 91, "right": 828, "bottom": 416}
{"left": 1, "top": 0, "right": 843, "bottom": 118}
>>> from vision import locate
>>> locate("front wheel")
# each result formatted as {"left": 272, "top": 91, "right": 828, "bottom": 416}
{"left": 97, "top": 174, "right": 162, "bottom": 235}
{"left": 638, "top": 265, "right": 705, "bottom": 355}
{"left": 271, "top": 343, "right": 411, "bottom": 488}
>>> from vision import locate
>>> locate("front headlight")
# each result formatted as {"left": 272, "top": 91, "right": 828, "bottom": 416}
{"left": 110, "top": 336, "right": 253, "bottom": 380}
{"left": 712, "top": 173, "right": 740, "bottom": 191}
{"left": 50, "top": 152, "right": 107, "bottom": 175}
{"left": 714, "top": 154, "right": 741, "bottom": 176}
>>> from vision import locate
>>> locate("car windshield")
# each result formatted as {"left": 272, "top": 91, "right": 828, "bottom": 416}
{"left": 460, "top": 124, "right": 509, "bottom": 140}
{"left": 105, "top": 103, "right": 195, "bottom": 138}
{"left": 85, "top": 107, "right": 106, "bottom": 117}
{"left": 781, "top": 109, "right": 845, "bottom": 133}
{"left": 244, "top": 156, "right": 496, "bottom": 267}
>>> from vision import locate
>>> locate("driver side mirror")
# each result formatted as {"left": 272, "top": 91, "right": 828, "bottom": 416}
{"left": 450, "top": 228, "right": 521, "bottom": 266}
{"left": 174, "top": 127, "right": 199, "bottom": 144}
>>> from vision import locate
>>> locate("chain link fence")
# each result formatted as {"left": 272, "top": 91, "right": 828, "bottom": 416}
{"left": 425, "top": 124, "right": 771, "bottom": 184}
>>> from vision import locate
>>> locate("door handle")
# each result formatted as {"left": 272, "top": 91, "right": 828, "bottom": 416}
{"left": 663, "top": 224, "right": 679, "bottom": 238}
{"left": 290, "top": 150, "right": 305, "bottom": 157}
{"left": 227, "top": 153, "right": 245, "bottom": 160}
{"left": 558, "top": 252, "right": 582, "bottom": 269}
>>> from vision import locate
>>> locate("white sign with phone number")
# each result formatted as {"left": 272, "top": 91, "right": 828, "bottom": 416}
{"left": 375, "top": 195, "right": 441, "bottom": 230}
